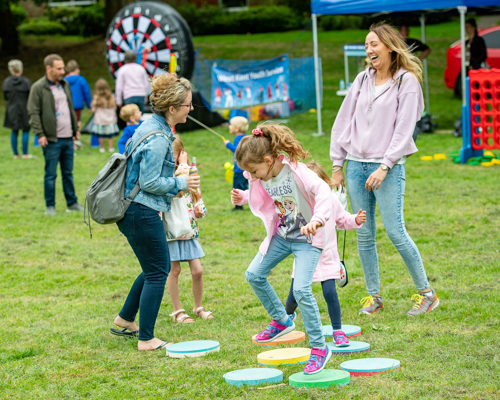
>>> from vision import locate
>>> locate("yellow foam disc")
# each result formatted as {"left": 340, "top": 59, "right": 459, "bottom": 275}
{"left": 481, "top": 162, "right": 494, "bottom": 167}
{"left": 484, "top": 151, "right": 496, "bottom": 158}
{"left": 252, "top": 331, "right": 306, "bottom": 346}
{"left": 420, "top": 156, "right": 433, "bottom": 161}
{"left": 257, "top": 347, "right": 311, "bottom": 366}
{"left": 491, "top": 159, "right": 500, "bottom": 165}
{"left": 433, "top": 153, "right": 446, "bottom": 160}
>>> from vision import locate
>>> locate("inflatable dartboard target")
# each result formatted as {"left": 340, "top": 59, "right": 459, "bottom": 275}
{"left": 105, "top": 1, "right": 194, "bottom": 80}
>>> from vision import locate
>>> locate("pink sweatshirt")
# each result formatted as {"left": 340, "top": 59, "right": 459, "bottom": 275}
{"left": 232, "top": 155, "right": 332, "bottom": 255}
{"left": 292, "top": 194, "right": 362, "bottom": 281}
{"left": 115, "top": 63, "right": 149, "bottom": 105}
{"left": 330, "top": 68, "right": 424, "bottom": 169}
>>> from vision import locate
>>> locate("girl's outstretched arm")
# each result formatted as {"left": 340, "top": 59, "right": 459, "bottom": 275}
{"left": 355, "top": 209, "right": 366, "bottom": 225}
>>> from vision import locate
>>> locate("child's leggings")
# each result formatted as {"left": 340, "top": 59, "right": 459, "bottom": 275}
{"left": 11, "top": 130, "right": 30, "bottom": 156}
{"left": 285, "top": 278, "right": 341, "bottom": 330}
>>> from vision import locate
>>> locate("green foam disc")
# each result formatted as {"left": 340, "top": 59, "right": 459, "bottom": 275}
{"left": 289, "top": 369, "right": 350, "bottom": 388}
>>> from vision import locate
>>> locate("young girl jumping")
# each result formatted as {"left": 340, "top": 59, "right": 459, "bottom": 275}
{"left": 91, "top": 79, "right": 119, "bottom": 153}
{"left": 231, "top": 123, "right": 334, "bottom": 375}
{"left": 164, "top": 136, "right": 214, "bottom": 323}
{"left": 285, "top": 161, "right": 366, "bottom": 347}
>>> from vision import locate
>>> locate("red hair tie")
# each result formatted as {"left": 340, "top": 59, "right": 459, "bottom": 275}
{"left": 252, "top": 128, "right": 263, "bottom": 136}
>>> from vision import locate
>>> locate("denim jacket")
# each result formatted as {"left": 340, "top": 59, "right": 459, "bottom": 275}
{"left": 124, "top": 114, "right": 187, "bottom": 212}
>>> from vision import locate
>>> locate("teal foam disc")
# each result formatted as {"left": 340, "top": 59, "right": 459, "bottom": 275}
{"left": 323, "top": 324, "right": 361, "bottom": 337}
{"left": 223, "top": 368, "right": 283, "bottom": 386}
{"left": 166, "top": 340, "right": 220, "bottom": 358}
{"left": 326, "top": 341, "right": 370, "bottom": 354}
{"left": 340, "top": 358, "right": 400, "bottom": 376}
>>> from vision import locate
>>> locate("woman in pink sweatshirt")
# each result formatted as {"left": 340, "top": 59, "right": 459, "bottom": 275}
{"left": 231, "top": 123, "right": 334, "bottom": 375}
{"left": 330, "top": 22, "right": 439, "bottom": 317}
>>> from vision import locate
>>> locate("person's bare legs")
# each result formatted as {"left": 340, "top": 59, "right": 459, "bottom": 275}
{"left": 168, "top": 261, "right": 194, "bottom": 322}
{"left": 99, "top": 137, "right": 105, "bottom": 151}
{"left": 108, "top": 137, "right": 114, "bottom": 151}
{"left": 114, "top": 315, "right": 139, "bottom": 332}
{"left": 189, "top": 258, "right": 213, "bottom": 319}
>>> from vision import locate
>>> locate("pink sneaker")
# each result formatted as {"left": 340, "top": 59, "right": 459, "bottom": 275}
{"left": 303, "top": 346, "right": 332, "bottom": 375}
{"left": 333, "top": 330, "right": 350, "bottom": 347}
{"left": 255, "top": 318, "right": 295, "bottom": 343}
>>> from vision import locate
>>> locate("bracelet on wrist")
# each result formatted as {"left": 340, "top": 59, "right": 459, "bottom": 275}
{"left": 332, "top": 167, "right": 342, "bottom": 173}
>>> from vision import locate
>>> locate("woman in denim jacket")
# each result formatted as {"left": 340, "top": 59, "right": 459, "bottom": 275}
{"left": 110, "top": 73, "right": 198, "bottom": 351}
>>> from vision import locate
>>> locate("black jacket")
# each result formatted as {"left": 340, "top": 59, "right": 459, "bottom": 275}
{"left": 2, "top": 75, "right": 31, "bottom": 131}
{"left": 467, "top": 35, "right": 487, "bottom": 70}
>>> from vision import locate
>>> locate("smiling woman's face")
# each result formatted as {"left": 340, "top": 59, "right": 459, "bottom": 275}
{"left": 365, "top": 31, "right": 392, "bottom": 72}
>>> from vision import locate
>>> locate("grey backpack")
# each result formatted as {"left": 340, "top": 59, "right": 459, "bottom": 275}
{"left": 84, "top": 130, "right": 163, "bottom": 236}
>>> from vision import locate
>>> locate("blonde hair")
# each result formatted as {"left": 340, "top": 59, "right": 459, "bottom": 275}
{"left": 367, "top": 22, "right": 423, "bottom": 83}
{"left": 8, "top": 59, "right": 23, "bottom": 75}
{"left": 149, "top": 73, "right": 191, "bottom": 117}
{"left": 119, "top": 103, "right": 140, "bottom": 122}
{"left": 93, "top": 78, "right": 115, "bottom": 109}
{"left": 235, "top": 123, "right": 309, "bottom": 170}
{"left": 306, "top": 160, "right": 335, "bottom": 190}
{"left": 229, "top": 116, "right": 249, "bottom": 133}
{"left": 172, "top": 135, "right": 200, "bottom": 204}
{"left": 65, "top": 59, "right": 79, "bottom": 74}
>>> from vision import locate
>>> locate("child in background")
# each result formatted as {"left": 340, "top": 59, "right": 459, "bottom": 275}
{"left": 91, "top": 79, "right": 119, "bottom": 153}
{"left": 231, "top": 123, "right": 333, "bottom": 375}
{"left": 164, "top": 136, "right": 214, "bottom": 323}
{"left": 64, "top": 60, "right": 91, "bottom": 127}
{"left": 285, "top": 161, "right": 366, "bottom": 347}
{"left": 223, "top": 116, "right": 249, "bottom": 211}
{"left": 117, "top": 104, "right": 142, "bottom": 154}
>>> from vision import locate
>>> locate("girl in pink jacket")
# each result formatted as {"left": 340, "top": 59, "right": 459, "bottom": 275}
{"left": 231, "top": 123, "right": 335, "bottom": 375}
{"left": 285, "top": 161, "right": 365, "bottom": 347}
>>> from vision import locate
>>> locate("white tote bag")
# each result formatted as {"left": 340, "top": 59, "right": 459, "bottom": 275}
{"left": 162, "top": 197, "right": 192, "bottom": 240}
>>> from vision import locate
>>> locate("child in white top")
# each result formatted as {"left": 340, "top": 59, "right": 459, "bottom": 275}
{"left": 285, "top": 161, "right": 365, "bottom": 347}
{"left": 91, "top": 79, "right": 119, "bottom": 153}
{"left": 163, "top": 136, "right": 213, "bottom": 323}
{"left": 231, "top": 123, "right": 339, "bottom": 375}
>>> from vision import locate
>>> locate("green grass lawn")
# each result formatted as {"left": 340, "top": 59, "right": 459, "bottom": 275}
{"left": 1, "top": 20, "right": 499, "bottom": 399}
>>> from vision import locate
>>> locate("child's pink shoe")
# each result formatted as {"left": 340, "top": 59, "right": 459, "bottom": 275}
{"left": 303, "top": 346, "right": 332, "bottom": 375}
{"left": 255, "top": 318, "right": 295, "bottom": 343}
{"left": 333, "top": 330, "right": 350, "bottom": 347}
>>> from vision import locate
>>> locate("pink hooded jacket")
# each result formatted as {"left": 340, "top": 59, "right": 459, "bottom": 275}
{"left": 330, "top": 68, "right": 424, "bottom": 169}
{"left": 232, "top": 155, "right": 332, "bottom": 255}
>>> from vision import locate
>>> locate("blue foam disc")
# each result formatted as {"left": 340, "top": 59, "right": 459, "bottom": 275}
{"left": 326, "top": 341, "right": 371, "bottom": 354}
{"left": 340, "top": 358, "right": 400, "bottom": 376}
{"left": 223, "top": 368, "right": 283, "bottom": 387}
{"left": 323, "top": 324, "right": 361, "bottom": 338}
{"left": 165, "top": 340, "right": 220, "bottom": 358}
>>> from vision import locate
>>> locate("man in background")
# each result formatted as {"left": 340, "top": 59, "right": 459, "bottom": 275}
{"left": 399, "top": 24, "right": 431, "bottom": 60}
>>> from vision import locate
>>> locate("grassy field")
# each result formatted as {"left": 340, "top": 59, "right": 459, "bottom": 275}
{"left": 1, "top": 20, "right": 499, "bottom": 399}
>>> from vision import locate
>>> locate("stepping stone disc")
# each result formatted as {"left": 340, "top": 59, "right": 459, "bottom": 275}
{"left": 327, "top": 341, "right": 371, "bottom": 354}
{"left": 223, "top": 368, "right": 283, "bottom": 386}
{"left": 165, "top": 340, "right": 220, "bottom": 359}
{"left": 289, "top": 369, "right": 350, "bottom": 388}
{"left": 257, "top": 347, "right": 310, "bottom": 366}
{"left": 323, "top": 324, "right": 361, "bottom": 338}
{"left": 252, "top": 331, "right": 306, "bottom": 346}
{"left": 340, "top": 358, "right": 400, "bottom": 376}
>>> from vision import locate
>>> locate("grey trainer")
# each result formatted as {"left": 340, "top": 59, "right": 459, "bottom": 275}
{"left": 358, "top": 295, "right": 384, "bottom": 315}
{"left": 66, "top": 203, "right": 84, "bottom": 212}
{"left": 407, "top": 289, "right": 439, "bottom": 316}
{"left": 46, "top": 206, "right": 56, "bottom": 216}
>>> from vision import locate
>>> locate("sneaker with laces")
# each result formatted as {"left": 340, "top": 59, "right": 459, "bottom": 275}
{"left": 407, "top": 289, "right": 439, "bottom": 316}
{"left": 46, "top": 206, "right": 56, "bottom": 216}
{"left": 66, "top": 203, "right": 84, "bottom": 212}
{"left": 333, "top": 330, "right": 350, "bottom": 347}
{"left": 289, "top": 312, "right": 297, "bottom": 322}
{"left": 255, "top": 317, "right": 295, "bottom": 342}
{"left": 303, "top": 346, "right": 332, "bottom": 375}
{"left": 359, "top": 295, "right": 384, "bottom": 315}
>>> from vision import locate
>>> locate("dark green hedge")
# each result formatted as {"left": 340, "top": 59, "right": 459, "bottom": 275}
{"left": 19, "top": 18, "right": 66, "bottom": 36}
{"left": 45, "top": 3, "right": 105, "bottom": 37}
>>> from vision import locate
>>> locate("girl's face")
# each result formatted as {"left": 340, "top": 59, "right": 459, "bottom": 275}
{"left": 244, "top": 155, "right": 280, "bottom": 181}
{"left": 365, "top": 31, "right": 392, "bottom": 72}
{"left": 284, "top": 200, "right": 295, "bottom": 211}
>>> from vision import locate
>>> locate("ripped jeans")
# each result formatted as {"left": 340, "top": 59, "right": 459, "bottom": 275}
{"left": 245, "top": 234, "right": 324, "bottom": 348}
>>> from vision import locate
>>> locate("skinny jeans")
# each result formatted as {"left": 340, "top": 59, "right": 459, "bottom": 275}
{"left": 11, "top": 130, "right": 30, "bottom": 156}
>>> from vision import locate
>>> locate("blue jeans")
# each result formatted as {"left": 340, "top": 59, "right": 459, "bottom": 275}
{"left": 245, "top": 235, "right": 324, "bottom": 348}
{"left": 116, "top": 202, "right": 170, "bottom": 341}
{"left": 346, "top": 161, "right": 429, "bottom": 295}
{"left": 124, "top": 96, "right": 145, "bottom": 113}
{"left": 11, "top": 130, "right": 30, "bottom": 156}
{"left": 42, "top": 138, "right": 78, "bottom": 207}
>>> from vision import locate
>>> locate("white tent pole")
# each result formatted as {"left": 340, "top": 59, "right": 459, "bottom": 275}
{"left": 458, "top": 6, "right": 467, "bottom": 107}
{"left": 420, "top": 13, "right": 431, "bottom": 115}
{"left": 312, "top": 13, "right": 325, "bottom": 136}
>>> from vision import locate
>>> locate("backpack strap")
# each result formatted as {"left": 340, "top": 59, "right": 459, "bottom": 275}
{"left": 125, "top": 129, "right": 169, "bottom": 201}
{"left": 397, "top": 72, "right": 408, "bottom": 91}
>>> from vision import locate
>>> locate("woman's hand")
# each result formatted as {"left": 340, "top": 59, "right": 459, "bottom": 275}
{"left": 355, "top": 209, "right": 366, "bottom": 225}
{"left": 178, "top": 150, "right": 188, "bottom": 164}
{"left": 365, "top": 168, "right": 387, "bottom": 191}
{"left": 300, "top": 220, "right": 322, "bottom": 236}
{"left": 187, "top": 174, "right": 200, "bottom": 191}
{"left": 231, "top": 188, "right": 242, "bottom": 204}
{"left": 332, "top": 169, "right": 345, "bottom": 188}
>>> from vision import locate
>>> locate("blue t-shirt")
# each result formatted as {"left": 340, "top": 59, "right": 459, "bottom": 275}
{"left": 118, "top": 121, "right": 142, "bottom": 154}
{"left": 225, "top": 133, "right": 247, "bottom": 173}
